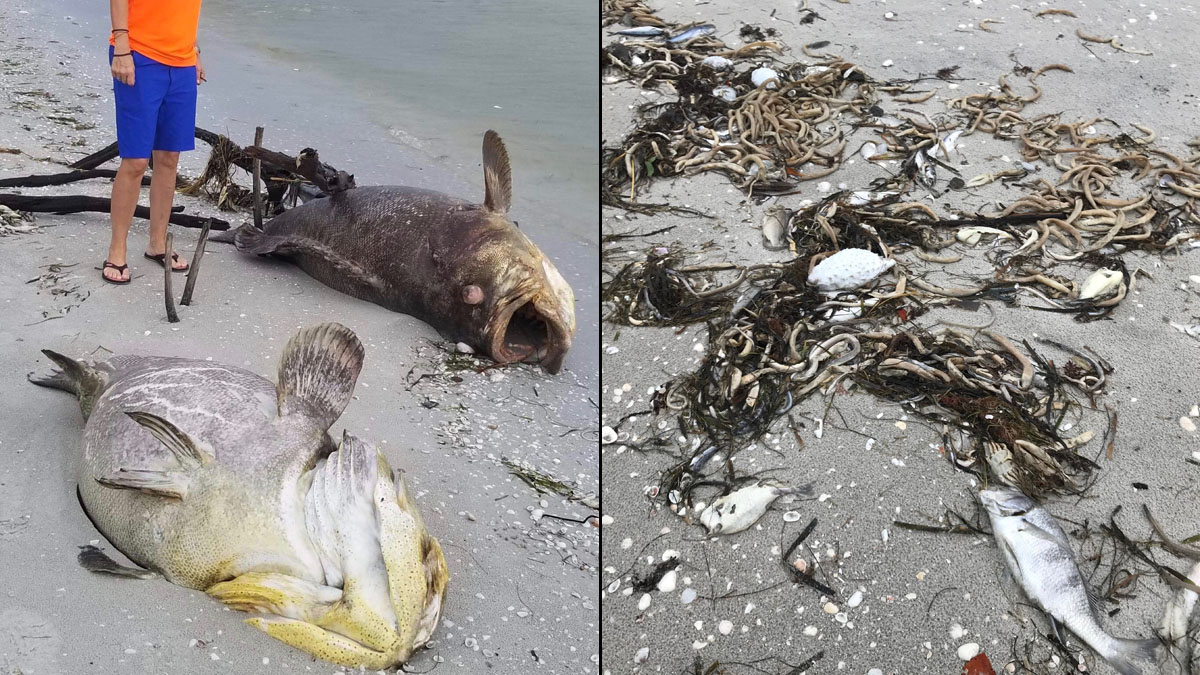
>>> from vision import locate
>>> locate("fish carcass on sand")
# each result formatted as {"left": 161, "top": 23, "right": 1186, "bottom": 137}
{"left": 980, "top": 488, "right": 1158, "bottom": 675}
{"left": 28, "top": 323, "right": 448, "bottom": 669}
{"left": 218, "top": 131, "right": 576, "bottom": 373}
{"left": 698, "top": 480, "right": 812, "bottom": 535}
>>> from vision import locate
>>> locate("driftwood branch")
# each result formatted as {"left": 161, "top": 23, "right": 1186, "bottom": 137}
{"left": 164, "top": 232, "right": 179, "bottom": 323}
{"left": 69, "top": 143, "right": 119, "bottom": 170}
{"left": 180, "top": 219, "right": 211, "bottom": 306}
{"left": 244, "top": 145, "right": 356, "bottom": 194}
{"left": 0, "top": 169, "right": 150, "bottom": 188}
{"left": 252, "top": 126, "right": 264, "bottom": 229}
{"left": 0, "top": 194, "right": 229, "bottom": 230}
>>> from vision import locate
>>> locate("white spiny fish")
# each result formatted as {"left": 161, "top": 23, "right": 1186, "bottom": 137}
{"left": 698, "top": 480, "right": 813, "bottom": 535}
{"left": 980, "top": 488, "right": 1159, "bottom": 675}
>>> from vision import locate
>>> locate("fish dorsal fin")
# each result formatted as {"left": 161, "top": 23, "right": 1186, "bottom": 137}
{"left": 276, "top": 323, "right": 364, "bottom": 428}
{"left": 482, "top": 130, "right": 512, "bottom": 214}
{"left": 126, "top": 411, "right": 214, "bottom": 467}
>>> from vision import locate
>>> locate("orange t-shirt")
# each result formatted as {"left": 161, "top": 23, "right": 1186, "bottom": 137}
{"left": 109, "top": 0, "right": 203, "bottom": 67}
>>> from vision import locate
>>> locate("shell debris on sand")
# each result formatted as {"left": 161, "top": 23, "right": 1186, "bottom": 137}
{"left": 807, "top": 248, "right": 895, "bottom": 292}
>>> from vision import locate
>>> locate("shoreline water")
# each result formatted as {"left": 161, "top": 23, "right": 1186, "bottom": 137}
{"left": 0, "top": 1, "right": 598, "bottom": 673}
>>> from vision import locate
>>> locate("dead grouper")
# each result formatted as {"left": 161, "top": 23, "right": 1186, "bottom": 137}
{"left": 28, "top": 323, "right": 448, "bottom": 669}
{"left": 980, "top": 488, "right": 1158, "bottom": 675}
{"left": 216, "top": 131, "right": 576, "bottom": 373}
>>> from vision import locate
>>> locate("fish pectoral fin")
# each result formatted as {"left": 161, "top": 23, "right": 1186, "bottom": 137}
{"left": 413, "top": 534, "right": 449, "bottom": 648}
{"left": 125, "top": 410, "right": 213, "bottom": 467}
{"left": 1048, "top": 614, "right": 1069, "bottom": 647}
{"left": 482, "top": 130, "right": 512, "bottom": 214}
{"left": 276, "top": 323, "right": 364, "bottom": 427}
{"left": 246, "top": 616, "right": 399, "bottom": 670}
{"left": 208, "top": 573, "right": 341, "bottom": 623}
{"left": 76, "top": 545, "right": 158, "bottom": 580}
{"left": 95, "top": 468, "right": 189, "bottom": 499}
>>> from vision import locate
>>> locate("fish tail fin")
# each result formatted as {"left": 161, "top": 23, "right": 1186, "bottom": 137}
{"left": 1106, "top": 637, "right": 1161, "bottom": 675}
{"left": 28, "top": 349, "right": 108, "bottom": 418}
{"left": 780, "top": 483, "right": 814, "bottom": 498}
{"left": 208, "top": 228, "right": 237, "bottom": 244}
{"left": 232, "top": 223, "right": 285, "bottom": 255}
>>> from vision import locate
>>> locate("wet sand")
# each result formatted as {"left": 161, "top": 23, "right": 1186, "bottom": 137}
{"left": 0, "top": 1, "right": 598, "bottom": 673}
{"left": 602, "top": 1, "right": 1200, "bottom": 673}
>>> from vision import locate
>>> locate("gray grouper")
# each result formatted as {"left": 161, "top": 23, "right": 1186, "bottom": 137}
{"left": 29, "top": 323, "right": 448, "bottom": 669}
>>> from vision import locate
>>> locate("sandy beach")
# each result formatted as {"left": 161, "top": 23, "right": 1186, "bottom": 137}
{"left": 602, "top": 1, "right": 1200, "bottom": 674}
{"left": 0, "top": 1, "right": 598, "bottom": 673}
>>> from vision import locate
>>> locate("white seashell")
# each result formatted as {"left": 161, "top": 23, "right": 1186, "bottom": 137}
{"left": 881, "top": 59, "right": 894, "bottom": 67}
{"left": 807, "top": 248, "right": 895, "bottom": 292}
{"left": 847, "top": 590, "right": 864, "bottom": 608}
{"left": 712, "top": 85, "right": 737, "bottom": 102}
{"left": 860, "top": 141, "right": 879, "bottom": 161}
{"left": 957, "top": 643, "right": 981, "bottom": 661}
{"left": 657, "top": 569, "right": 678, "bottom": 593}
{"left": 638, "top": 593, "right": 651, "bottom": 611}
{"left": 602, "top": 426, "right": 618, "bottom": 444}
{"left": 634, "top": 646, "right": 650, "bottom": 663}
{"left": 782, "top": 511, "right": 801, "bottom": 522}
{"left": 681, "top": 587, "right": 697, "bottom": 604}
{"left": 700, "top": 55, "right": 733, "bottom": 70}
{"left": 1078, "top": 268, "right": 1122, "bottom": 300}
{"left": 750, "top": 67, "right": 780, "bottom": 89}
{"left": 718, "top": 620, "right": 734, "bottom": 635}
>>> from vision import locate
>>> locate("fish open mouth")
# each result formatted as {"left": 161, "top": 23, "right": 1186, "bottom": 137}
{"left": 492, "top": 299, "right": 567, "bottom": 373}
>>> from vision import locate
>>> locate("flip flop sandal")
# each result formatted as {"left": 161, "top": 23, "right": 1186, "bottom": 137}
{"left": 144, "top": 251, "right": 189, "bottom": 272}
{"left": 101, "top": 260, "right": 131, "bottom": 285}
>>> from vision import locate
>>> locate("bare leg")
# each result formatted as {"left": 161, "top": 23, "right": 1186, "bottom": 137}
{"left": 106, "top": 157, "right": 149, "bottom": 282}
{"left": 146, "top": 150, "right": 187, "bottom": 270}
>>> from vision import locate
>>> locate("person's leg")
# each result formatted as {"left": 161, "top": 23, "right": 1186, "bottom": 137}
{"left": 145, "top": 150, "right": 186, "bottom": 268}
{"left": 146, "top": 63, "right": 198, "bottom": 271}
{"left": 106, "top": 157, "right": 150, "bottom": 282}
{"left": 109, "top": 49, "right": 166, "bottom": 282}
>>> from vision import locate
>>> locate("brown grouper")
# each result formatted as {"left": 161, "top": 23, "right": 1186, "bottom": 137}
{"left": 29, "top": 323, "right": 448, "bottom": 669}
{"left": 217, "top": 131, "right": 576, "bottom": 373}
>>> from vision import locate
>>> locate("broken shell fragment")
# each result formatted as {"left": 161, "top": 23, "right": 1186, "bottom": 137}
{"left": 956, "top": 226, "right": 1012, "bottom": 246}
{"left": 1078, "top": 268, "right": 1122, "bottom": 300}
{"left": 807, "top": 248, "right": 896, "bottom": 292}
{"left": 699, "top": 55, "right": 733, "bottom": 70}
{"left": 751, "top": 67, "right": 780, "bottom": 89}
{"left": 712, "top": 85, "right": 737, "bottom": 102}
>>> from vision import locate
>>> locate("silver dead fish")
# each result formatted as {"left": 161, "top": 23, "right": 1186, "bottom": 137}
{"left": 761, "top": 204, "right": 792, "bottom": 250}
{"left": 667, "top": 24, "right": 716, "bottom": 43}
{"left": 699, "top": 480, "right": 812, "bottom": 535}
{"left": 980, "top": 488, "right": 1158, "bottom": 675}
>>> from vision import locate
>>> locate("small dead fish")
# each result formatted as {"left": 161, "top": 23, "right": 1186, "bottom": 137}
{"left": 956, "top": 226, "right": 1013, "bottom": 245}
{"left": 1078, "top": 269, "right": 1122, "bottom": 300}
{"left": 927, "top": 130, "right": 964, "bottom": 160}
{"left": 699, "top": 480, "right": 813, "bottom": 535}
{"left": 1169, "top": 322, "right": 1200, "bottom": 339}
{"left": 689, "top": 445, "right": 722, "bottom": 472}
{"left": 965, "top": 167, "right": 1027, "bottom": 188}
{"left": 667, "top": 24, "right": 715, "bottom": 43}
{"left": 615, "top": 26, "right": 666, "bottom": 37}
{"left": 981, "top": 488, "right": 1159, "bottom": 675}
{"left": 913, "top": 150, "right": 936, "bottom": 187}
{"left": 761, "top": 205, "right": 791, "bottom": 250}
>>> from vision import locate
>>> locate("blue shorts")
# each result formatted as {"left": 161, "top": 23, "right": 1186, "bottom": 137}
{"left": 110, "top": 46, "right": 197, "bottom": 158}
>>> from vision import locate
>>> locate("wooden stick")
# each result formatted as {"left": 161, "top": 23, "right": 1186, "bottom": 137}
{"left": 0, "top": 194, "right": 229, "bottom": 230}
{"left": 164, "top": 232, "right": 179, "bottom": 323}
{"left": 0, "top": 169, "right": 150, "bottom": 188}
{"left": 244, "top": 145, "right": 356, "bottom": 194}
{"left": 180, "top": 219, "right": 211, "bottom": 306}
{"left": 253, "top": 126, "right": 264, "bottom": 229}
{"left": 69, "top": 142, "right": 119, "bottom": 170}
